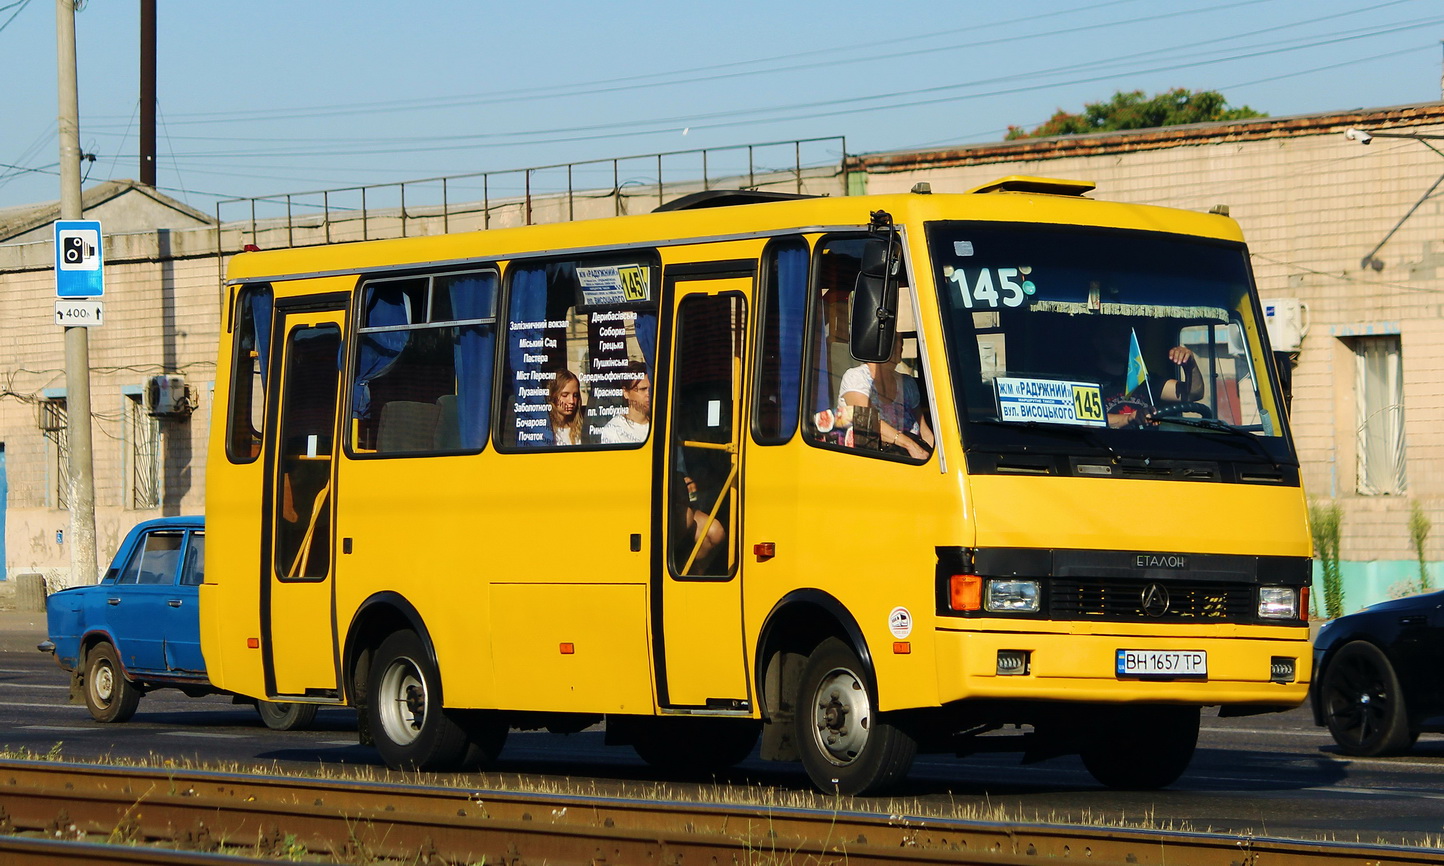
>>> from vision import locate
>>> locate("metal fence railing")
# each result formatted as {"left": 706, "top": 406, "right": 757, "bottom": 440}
{"left": 214, "top": 136, "right": 849, "bottom": 253}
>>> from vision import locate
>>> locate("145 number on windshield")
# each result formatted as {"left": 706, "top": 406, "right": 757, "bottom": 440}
{"left": 948, "top": 267, "right": 1035, "bottom": 309}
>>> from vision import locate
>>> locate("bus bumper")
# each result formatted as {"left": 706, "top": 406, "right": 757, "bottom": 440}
{"left": 934, "top": 626, "right": 1312, "bottom": 707}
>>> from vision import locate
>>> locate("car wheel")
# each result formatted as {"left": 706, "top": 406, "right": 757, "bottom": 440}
{"left": 83, "top": 642, "right": 140, "bottom": 723}
{"left": 1079, "top": 705, "right": 1199, "bottom": 789}
{"left": 255, "top": 700, "right": 319, "bottom": 731}
{"left": 366, "top": 630, "right": 470, "bottom": 771}
{"left": 794, "top": 637, "right": 916, "bottom": 795}
{"left": 1321, "top": 640, "right": 1417, "bottom": 756}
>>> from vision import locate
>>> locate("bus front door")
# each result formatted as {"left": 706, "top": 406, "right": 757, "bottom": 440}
{"left": 264, "top": 308, "right": 343, "bottom": 699}
{"left": 659, "top": 276, "right": 750, "bottom": 710}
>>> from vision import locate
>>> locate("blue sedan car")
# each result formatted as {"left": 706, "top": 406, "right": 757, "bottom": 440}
{"left": 41, "top": 516, "right": 316, "bottom": 730}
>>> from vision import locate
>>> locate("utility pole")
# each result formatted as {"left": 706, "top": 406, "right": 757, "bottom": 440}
{"left": 140, "top": 0, "right": 155, "bottom": 186}
{"left": 56, "top": 0, "right": 98, "bottom": 585}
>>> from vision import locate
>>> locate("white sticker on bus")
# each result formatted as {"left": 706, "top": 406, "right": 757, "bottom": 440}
{"left": 995, "top": 377, "right": 1106, "bottom": 427}
{"left": 889, "top": 606, "right": 913, "bottom": 639}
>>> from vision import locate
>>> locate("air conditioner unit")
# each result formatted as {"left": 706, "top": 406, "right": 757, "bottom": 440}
{"left": 147, "top": 374, "right": 192, "bottom": 418}
{"left": 1261, "top": 298, "right": 1309, "bottom": 353}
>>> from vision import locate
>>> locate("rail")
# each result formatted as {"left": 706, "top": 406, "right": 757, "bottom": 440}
{"left": 0, "top": 760, "right": 1440, "bottom": 866}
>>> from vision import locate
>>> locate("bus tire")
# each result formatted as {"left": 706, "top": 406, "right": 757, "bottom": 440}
{"left": 255, "top": 700, "right": 319, "bottom": 731}
{"left": 1080, "top": 705, "right": 1199, "bottom": 790}
{"left": 83, "top": 641, "right": 140, "bottom": 723}
{"left": 367, "top": 630, "right": 470, "bottom": 771}
{"left": 1320, "top": 640, "right": 1417, "bottom": 756}
{"left": 631, "top": 717, "right": 760, "bottom": 775}
{"left": 794, "top": 637, "right": 916, "bottom": 795}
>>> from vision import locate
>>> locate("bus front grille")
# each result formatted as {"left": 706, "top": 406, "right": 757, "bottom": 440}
{"left": 1049, "top": 579, "right": 1254, "bottom": 623}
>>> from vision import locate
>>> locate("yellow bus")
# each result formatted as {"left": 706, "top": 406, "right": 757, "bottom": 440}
{"left": 201, "top": 179, "right": 1311, "bottom": 794}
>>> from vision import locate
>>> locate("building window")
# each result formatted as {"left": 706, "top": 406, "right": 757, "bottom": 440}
{"left": 1354, "top": 335, "right": 1406, "bottom": 495}
{"left": 125, "top": 392, "right": 160, "bottom": 509}
{"left": 39, "top": 398, "right": 69, "bottom": 509}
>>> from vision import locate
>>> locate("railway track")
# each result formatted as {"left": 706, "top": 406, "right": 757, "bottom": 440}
{"left": 0, "top": 758, "right": 1440, "bottom": 865}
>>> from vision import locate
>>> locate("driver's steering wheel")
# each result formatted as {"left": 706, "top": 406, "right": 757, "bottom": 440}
{"left": 1148, "top": 401, "right": 1215, "bottom": 420}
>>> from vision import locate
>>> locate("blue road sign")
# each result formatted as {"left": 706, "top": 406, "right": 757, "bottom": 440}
{"left": 55, "top": 220, "right": 104, "bottom": 298}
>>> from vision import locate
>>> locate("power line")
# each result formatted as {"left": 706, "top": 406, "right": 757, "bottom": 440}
{"left": 88, "top": 17, "right": 1444, "bottom": 162}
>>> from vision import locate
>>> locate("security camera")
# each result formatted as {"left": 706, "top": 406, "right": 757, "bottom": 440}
{"left": 1344, "top": 128, "right": 1373, "bottom": 145}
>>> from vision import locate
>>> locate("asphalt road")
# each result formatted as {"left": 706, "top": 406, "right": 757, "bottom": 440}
{"left": 2, "top": 645, "right": 1442, "bottom": 849}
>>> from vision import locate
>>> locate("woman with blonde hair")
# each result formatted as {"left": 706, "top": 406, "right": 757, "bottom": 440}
{"left": 548, "top": 369, "right": 584, "bottom": 446}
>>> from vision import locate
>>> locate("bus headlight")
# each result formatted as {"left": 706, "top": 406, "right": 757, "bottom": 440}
{"left": 1258, "top": 586, "right": 1298, "bottom": 620}
{"left": 985, "top": 579, "right": 1040, "bottom": 613}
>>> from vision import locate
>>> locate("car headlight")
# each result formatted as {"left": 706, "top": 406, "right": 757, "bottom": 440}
{"left": 1258, "top": 586, "right": 1298, "bottom": 620}
{"left": 986, "top": 579, "right": 1040, "bottom": 613}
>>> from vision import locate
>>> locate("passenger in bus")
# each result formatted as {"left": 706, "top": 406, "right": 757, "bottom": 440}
{"left": 548, "top": 369, "right": 584, "bottom": 446}
{"left": 598, "top": 362, "right": 651, "bottom": 444}
{"left": 1089, "top": 319, "right": 1203, "bottom": 427}
{"left": 837, "top": 336, "right": 933, "bottom": 459}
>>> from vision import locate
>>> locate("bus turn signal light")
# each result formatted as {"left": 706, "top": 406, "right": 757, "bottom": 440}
{"left": 246, "top": 638, "right": 259, "bottom": 649}
{"left": 949, "top": 574, "right": 983, "bottom": 611}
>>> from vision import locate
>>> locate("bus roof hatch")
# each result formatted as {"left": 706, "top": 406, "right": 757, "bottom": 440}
{"left": 966, "top": 176, "right": 1096, "bottom": 197}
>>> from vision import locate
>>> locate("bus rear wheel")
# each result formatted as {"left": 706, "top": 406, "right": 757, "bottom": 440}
{"left": 367, "top": 630, "right": 470, "bottom": 771}
{"left": 794, "top": 637, "right": 916, "bottom": 796}
{"left": 1079, "top": 705, "right": 1199, "bottom": 789}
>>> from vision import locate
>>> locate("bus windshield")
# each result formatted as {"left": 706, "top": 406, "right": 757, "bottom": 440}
{"left": 929, "top": 222, "right": 1292, "bottom": 463}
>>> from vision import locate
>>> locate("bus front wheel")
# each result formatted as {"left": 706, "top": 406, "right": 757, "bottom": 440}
{"left": 1079, "top": 705, "right": 1199, "bottom": 789}
{"left": 794, "top": 637, "right": 916, "bottom": 795}
{"left": 367, "top": 630, "right": 470, "bottom": 771}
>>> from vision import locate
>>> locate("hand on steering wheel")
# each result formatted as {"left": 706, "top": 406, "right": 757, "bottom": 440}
{"left": 1147, "top": 401, "right": 1215, "bottom": 421}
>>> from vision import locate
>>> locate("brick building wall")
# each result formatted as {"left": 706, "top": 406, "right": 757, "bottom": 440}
{"left": 858, "top": 103, "right": 1444, "bottom": 609}
{"left": 4, "top": 106, "right": 1442, "bottom": 610}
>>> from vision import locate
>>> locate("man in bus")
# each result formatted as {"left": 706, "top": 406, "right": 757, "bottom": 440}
{"left": 1091, "top": 318, "right": 1203, "bottom": 427}
{"left": 599, "top": 362, "right": 651, "bottom": 444}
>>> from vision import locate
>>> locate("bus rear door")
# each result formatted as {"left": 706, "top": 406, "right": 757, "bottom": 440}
{"left": 264, "top": 306, "right": 344, "bottom": 698}
{"left": 658, "top": 271, "right": 751, "bottom": 710}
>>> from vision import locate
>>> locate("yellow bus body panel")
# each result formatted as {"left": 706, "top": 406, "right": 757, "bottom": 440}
{"left": 201, "top": 190, "right": 1308, "bottom": 726}
{"left": 968, "top": 475, "right": 1311, "bottom": 557}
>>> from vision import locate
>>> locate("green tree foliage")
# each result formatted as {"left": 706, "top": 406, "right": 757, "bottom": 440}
{"left": 1410, "top": 500, "right": 1432, "bottom": 592}
{"left": 1006, "top": 88, "right": 1267, "bottom": 140}
{"left": 1309, "top": 500, "right": 1344, "bottom": 619}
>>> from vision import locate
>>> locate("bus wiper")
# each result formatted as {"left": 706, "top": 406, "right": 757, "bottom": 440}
{"left": 1149, "top": 415, "right": 1282, "bottom": 466}
{"left": 968, "top": 418, "right": 1141, "bottom": 461}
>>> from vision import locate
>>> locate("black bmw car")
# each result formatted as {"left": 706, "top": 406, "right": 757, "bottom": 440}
{"left": 1312, "top": 590, "right": 1444, "bottom": 755}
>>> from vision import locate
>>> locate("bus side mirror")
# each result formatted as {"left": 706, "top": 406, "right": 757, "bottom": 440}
{"left": 849, "top": 238, "right": 899, "bottom": 363}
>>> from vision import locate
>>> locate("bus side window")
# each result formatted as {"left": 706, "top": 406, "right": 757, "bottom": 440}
{"left": 804, "top": 238, "right": 932, "bottom": 461}
{"left": 226, "top": 283, "right": 272, "bottom": 463}
{"left": 499, "top": 258, "right": 659, "bottom": 450}
{"left": 754, "top": 238, "right": 808, "bottom": 444}
{"left": 350, "top": 270, "right": 496, "bottom": 455}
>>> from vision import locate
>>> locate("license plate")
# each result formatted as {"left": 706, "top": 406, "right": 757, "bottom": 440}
{"left": 1116, "top": 649, "right": 1207, "bottom": 677}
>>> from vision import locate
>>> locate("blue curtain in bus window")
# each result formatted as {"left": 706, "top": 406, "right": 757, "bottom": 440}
{"left": 776, "top": 243, "right": 807, "bottom": 438}
{"left": 635, "top": 312, "right": 656, "bottom": 371}
{"left": 248, "top": 285, "right": 274, "bottom": 388}
{"left": 352, "top": 287, "right": 411, "bottom": 419}
{"left": 508, "top": 267, "right": 550, "bottom": 445}
{"left": 449, "top": 274, "right": 496, "bottom": 450}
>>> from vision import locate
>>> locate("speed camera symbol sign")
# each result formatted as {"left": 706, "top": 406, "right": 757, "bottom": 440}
{"left": 54, "top": 220, "right": 104, "bottom": 297}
